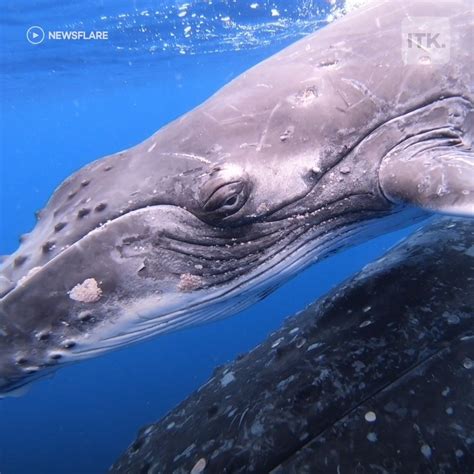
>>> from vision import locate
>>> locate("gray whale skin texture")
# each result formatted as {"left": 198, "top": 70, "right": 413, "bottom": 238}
{"left": 0, "top": 0, "right": 473, "bottom": 396}
{"left": 111, "top": 217, "right": 474, "bottom": 474}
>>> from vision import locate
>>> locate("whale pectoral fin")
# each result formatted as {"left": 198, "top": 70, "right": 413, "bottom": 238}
{"left": 0, "top": 383, "right": 32, "bottom": 399}
{"left": 379, "top": 150, "right": 474, "bottom": 217}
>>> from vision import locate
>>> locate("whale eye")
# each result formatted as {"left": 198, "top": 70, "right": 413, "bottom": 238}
{"left": 198, "top": 165, "right": 250, "bottom": 224}
{"left": 202, "top": 181, "right": 247, "bottom": 216}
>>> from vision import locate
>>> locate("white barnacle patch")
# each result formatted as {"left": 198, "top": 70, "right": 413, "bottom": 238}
{"left": 256, "top": 202, "right": 270, "bottom": 214}
{"left": 220, "top": 371, "right": 235, "bottom": 387}
{"left": 18, "top": 266, "right": 42, "bottom": 286}
{"left": 288, "top": 85, "right": 319, "bottom": 107}
{"left": 178, "top": 273, "right": 203, "bottom": 292}
{"left": 280, "top": 125, "right": 295, "bottom": 142}
{"left": 69, "top": 278, "right": 102, "bottom": 303}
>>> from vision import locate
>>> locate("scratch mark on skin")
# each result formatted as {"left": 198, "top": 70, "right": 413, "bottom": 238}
{"left": 147, "top": 143, "right": 157, "bottom": 153}
{"left": 395, "top": 71, "right": 411, "bottom": 107}
{"left": 238, "top": 407, "right": 250, "bottom": 429}
{"left": 240, "top": 143, "right": 260, "bottom": 149}
{"left": 202, "top": 112, "right": 220, "bottom": 124}
{"left": 159, "top": 152, "right": 211, "bottom": 165}
{"left": 341, "top": 77, "right": 384, "bottom": 108}
{"left": 301, "top": 76, "right": 322, "bottom": 84}
{"left": 257, "top": 102, "right": 282, "bottom": 152}
{"left": 329, "top": 76, "right": 351, "bottom": 109}
{"left": 220, "top": 110, "right": 268, "bottom": 127}
{"left": 227, "top": 104, "right": 243, "bottom": 114}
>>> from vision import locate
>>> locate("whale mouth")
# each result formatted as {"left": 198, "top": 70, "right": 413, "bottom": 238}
{"left": 70, "top": 203, "right": 424, "bottom": 362}
{"left": 1, "top": 190, "right": 379, "bottom": 302}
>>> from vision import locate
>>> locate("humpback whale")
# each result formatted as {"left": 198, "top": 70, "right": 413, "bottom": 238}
{"left": 0, "top": 0, "right": 473, "bottom": 395}
{"left": 110, "top": 217, "right": 474, "bottom": 473}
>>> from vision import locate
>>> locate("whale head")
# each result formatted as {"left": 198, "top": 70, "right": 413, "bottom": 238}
{"left": 1, "top": 0, "right": 473, "bottom": 395}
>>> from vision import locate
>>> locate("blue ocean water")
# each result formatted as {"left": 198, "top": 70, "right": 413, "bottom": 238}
{"left": 0, "top": 1, "right": 421, "bottom": 473}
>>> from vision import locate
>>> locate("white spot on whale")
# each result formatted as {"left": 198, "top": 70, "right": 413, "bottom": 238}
{"left": 421, "top": 444, "right": 432, "bottom": 458}
{"left": 173, "top": 443, "right": 195, "bottom": 462}
{"left": 441, "top": 386, "right": 450, "bottom": 397}
{"left": 365, "top": 411, "right": 376, "bottom": 422}
{"left": 250, "top": 420, "right": 264, "bottom": 436}
{"left": 367, "top": 432, "right": 377, "bottom": 442}
{"left": 221, "top": 372, "right": 235, "bottom": 387}
{"left": 190, "top": 458, "right": 207, "bottom": 474}
{"left": 271, "top": 337, "right": 284, "bottom": 348}
{"left": 277, "top": 375, "right": 295, "bottom": 390}
{"left": 296, "top": 337, "right": 306, "bottom": 349}
{"left": 307, "top": 342, "right": 323, "bottom": 351}
{"left": 69, "top": 278, "right": 102, "bottom": 303}
{"left": 465, "top": 245, "right": 474, "bottom": 257}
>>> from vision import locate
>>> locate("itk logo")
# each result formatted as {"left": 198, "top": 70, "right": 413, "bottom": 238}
{"left": 402, "top": 17, "right": 451, "bottom": 65}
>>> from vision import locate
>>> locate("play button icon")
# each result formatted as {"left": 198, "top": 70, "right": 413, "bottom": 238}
{"left": 26, "top": 26, "right": 45, "bottom": 45}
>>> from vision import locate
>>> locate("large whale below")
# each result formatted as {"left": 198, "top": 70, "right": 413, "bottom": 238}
{"left": 0, "top": 0, "right": 473, "bottom": 395}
